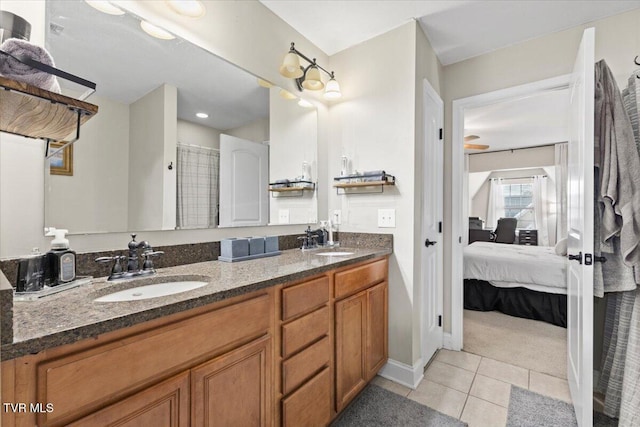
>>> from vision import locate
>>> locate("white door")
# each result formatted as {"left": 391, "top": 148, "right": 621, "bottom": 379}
{"left": 219, "top": 134, "right": 269, "bottom": 227}
{"left": 421, "top": 79, "right": 444, "bottom": 365}
{"left": 567, "top": 27, "right": 595, "bottom": 427}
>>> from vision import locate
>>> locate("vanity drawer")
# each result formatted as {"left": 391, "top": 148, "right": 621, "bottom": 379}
{"left": 282, "top": 306, "right": 329, "bottom": 358}
{"left": 35, "top": 293, "right": 271, "bottom": 426}
{"left": 335, "top": 258, "right": 387, "bottom": 300}
{"left": 282, "top": 276, "right": 329, "bottom": 321}
{"left": 282, "top": 367, "right": 331, "bottom": 427}
{"left": 282, "top": 335, "right": 330, "bottom": 395}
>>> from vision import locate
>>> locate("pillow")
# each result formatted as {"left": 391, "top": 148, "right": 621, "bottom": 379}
{"left": 555, "top": 238, "right": 568, "bottom": 256}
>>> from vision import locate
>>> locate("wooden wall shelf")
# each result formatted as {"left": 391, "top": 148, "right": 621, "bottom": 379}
{"left": 269, "top": 181, "right": 315, "bottom": 197}
{"left": 332, "top": 174, "right": 395, "bottom": 195}
{"left": 0, "top": 76, "right": 98, "bottom": 143}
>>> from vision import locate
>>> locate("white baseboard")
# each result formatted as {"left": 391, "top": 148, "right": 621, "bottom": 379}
{"left": 378, "top": 358, "right": 424, "bottom": 390}
{"left": 443, "top": 333, "right": 453, "bottom": 350}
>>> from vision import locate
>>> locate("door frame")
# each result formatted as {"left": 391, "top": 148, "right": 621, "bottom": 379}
{"left": 420, "top": 78, "right": 444, "bottom": 365}
{"left": 449, "top": 74, "right": 571, "bottom": 350}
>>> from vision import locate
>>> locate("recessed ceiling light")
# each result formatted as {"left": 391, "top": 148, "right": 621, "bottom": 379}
{"left": 84, "top": 0, "right": 125, "bottom": 15}
{"left": 298, "top": 99, "right": 313, "bottom": 108}
{"left": 140, "top": 20, "right": 175, "bottom": 40}
{"left": 165, "top": 0, "right": 206, "bottom": 18}
{"left": 196, "top": 112, "right": 209, "bottom": 119}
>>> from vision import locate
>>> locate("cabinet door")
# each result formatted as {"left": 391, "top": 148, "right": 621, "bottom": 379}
{"left": 282, "top": 367, "right": 331, "bottom": 427}
{"left": 68, "top": 372, "right": 190, "bottom": 427}
{"left": 191, "top": 335, "right": 272, "bottom": 427}
{"left": 335, "top": 291, "right": 367, "bottom": 412}
{"left": 366, "top": 281, "right": 388, "bottom": 380}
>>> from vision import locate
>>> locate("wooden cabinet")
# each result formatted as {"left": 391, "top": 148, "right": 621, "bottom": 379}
{"left": 192, "top": 335, "right": 272, "bottom": 427}
{"left": 335, "top": 260, "right": 389, "bottom": 412}
{"left": 68, "top": 372, "right": 190, "bottom": 427}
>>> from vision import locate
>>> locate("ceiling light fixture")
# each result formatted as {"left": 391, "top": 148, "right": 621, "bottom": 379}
{"left": 463, "top": 135, "right": 489, "bottom": 150}
{"left": 165, "top": 0, "right": 206, "bottom": 18}
{"left": 196, "top": 112, "right": 208, "bottom": 118}
{"left": 84, "top": 0, "right": 125, "bottom": 15}
{"left": 140, "top": 20, "right": 175, "bottom": 40}
{"left": 279, "top": 42, "right": 341, "bottom": 99}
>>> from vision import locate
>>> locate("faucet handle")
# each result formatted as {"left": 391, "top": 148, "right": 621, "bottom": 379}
{"left": 142, "top": 251, "right": 163, "bottom": 271}
{"left": 95, "top": 255, "right": 126, "bottom": 278}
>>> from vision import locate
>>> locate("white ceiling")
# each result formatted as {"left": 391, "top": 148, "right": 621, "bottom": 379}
{"left": 463, "top": 88, "right": 570, "bottom": 153}
{"left": 260, "top": 0, "right": 640, "bottom": 64}
{"left": 46, "top": 0, "right": 269, "bottom": 130}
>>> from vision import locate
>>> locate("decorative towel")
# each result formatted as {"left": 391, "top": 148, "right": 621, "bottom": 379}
{"left": 594, "top": 60, "right": 640, "bottom": 286}
{"left": 361, "top": 170, "right": 385, "bottom": 177}
{"left": 0, "top": 38, "right": 61, "bottom": 93}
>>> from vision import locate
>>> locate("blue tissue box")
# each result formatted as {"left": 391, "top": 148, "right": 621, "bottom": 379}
{"left": 264, "top": 236, "right": 279, "bottom": 253}
{"left": 248, "top": 237, "right": 265, "bottom": 255}
{"left": 221, "top": 238, "right": 249, "bottom": 259}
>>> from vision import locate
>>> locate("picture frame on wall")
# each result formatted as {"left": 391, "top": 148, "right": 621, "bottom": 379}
{"left": 48, "top": 142, "right": 73, "bottom": 176}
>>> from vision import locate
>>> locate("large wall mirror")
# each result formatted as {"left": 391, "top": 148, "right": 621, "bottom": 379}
{"left": 43, "top": 0, "right": 318, "bottom": 234}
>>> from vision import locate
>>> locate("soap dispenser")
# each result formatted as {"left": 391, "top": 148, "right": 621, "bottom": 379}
{"left": 45, "top": 227, "right": 76, "bottom": 285}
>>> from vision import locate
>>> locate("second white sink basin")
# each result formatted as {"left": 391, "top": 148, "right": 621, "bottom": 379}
{"left": 95, "top": 281, "right": 208, "bottom": 302}
{"left": 315, "top": 252, "right": 355, "bottom": 257}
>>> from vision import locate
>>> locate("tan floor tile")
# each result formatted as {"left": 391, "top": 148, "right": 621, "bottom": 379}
{"left": 408, "top": 380, "right": 467, "bottom": 419}
{"left": 477, "top": 357, "right": 529, "bottom": 388}
{"left": 470, "top": 374, "right": 512, "bottom": 407}
{"left": 461, "top": 396, "right": 508, "bottom": 427}
{"left": 436, "top": 349, "right": 482, "bottom": 372}
{"left": 424, "top": 360, "right": 475, "bottom": 393}
{"left": 371, "top": 375, "right": 412, "bottom": 397}
{"left": 529, "top": 371, "right": 571, "bottom": 403}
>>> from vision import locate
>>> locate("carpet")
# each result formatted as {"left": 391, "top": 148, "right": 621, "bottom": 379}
{"left": 464, "top": 309, "right": 567, "bottom": 379}
{"left": 507, "top": 386, "right": 618, "bottom": 427}
{"left": 331, "top": 384, "right": 467, "bottom": 427}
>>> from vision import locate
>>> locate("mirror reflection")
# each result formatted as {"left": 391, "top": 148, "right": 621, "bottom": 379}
{"left": 44, "top": 0, "right": 317, "bottom": 233}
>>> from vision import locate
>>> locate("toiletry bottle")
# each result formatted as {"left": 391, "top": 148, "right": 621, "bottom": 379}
{"left": 16, "top": 248, "right": 46, "bottom": 293}
{"left": 45, "top": 228, "right": 76, "bottom": 285}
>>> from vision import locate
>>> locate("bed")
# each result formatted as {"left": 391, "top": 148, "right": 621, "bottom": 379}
{"left": 463, "top": 241, "right": 568, "bottom": 327}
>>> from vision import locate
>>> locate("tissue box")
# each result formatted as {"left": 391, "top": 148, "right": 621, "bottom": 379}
{"left": 264, "top": 236, "right": 279, "bottom": 253}
{"left": 221, "top": 238, "right": 249, "bottom": 259}
{"left": 248, "top": 237, "right": 265, "bottom": 255}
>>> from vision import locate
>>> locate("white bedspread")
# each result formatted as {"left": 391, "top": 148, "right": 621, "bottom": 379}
{"left": 464, "top": 242, "right": 568, "bottom": 292}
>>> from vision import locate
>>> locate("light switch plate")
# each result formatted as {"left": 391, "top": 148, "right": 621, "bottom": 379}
{"left": 278, "top": 209, "right": 290, "bottom": 224}
{"left": 378, "top": 209, "right": 396, "bottom": 228}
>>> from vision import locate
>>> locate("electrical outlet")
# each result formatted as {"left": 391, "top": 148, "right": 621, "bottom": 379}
{"left": 333, "top": 210, "right": 342, "bottom": 225}
{"left": 278, "top": 209, "right": 290, "bottom": 224}
{"left": 378, "top": 209, "right": 396, "bottom": 228}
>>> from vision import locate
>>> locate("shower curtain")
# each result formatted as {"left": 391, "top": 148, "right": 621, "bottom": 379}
{"left": 594, "top": 61, "right": 640, "bottom": 427}
{"left": 176, "top": 144, "right": 220, "bottom": 229}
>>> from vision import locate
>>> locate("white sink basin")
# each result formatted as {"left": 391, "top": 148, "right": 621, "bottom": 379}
{"left": 315, "top": 251, "right": 355, "bottom": 257}
{"left": 95, "top": 281, "right": 208, "bottom": 302}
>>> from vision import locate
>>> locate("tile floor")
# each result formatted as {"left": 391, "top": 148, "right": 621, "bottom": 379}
{"left": 372, "top": 349, "right": 572, "bottom": 427}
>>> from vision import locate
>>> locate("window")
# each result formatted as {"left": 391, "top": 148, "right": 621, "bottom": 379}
{"left": 502, "top": 182, "right": 535, "bottom": 229}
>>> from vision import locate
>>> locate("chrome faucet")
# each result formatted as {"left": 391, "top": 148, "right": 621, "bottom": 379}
{"left": 96, "top": 234, "right": 164, "bottom": 281}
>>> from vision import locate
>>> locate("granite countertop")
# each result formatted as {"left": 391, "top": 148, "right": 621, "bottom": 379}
{"left": 1, "top": 247, "right": 390, "bottom": 360}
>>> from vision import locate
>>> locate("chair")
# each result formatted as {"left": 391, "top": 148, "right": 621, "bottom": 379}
{"left": 491, "top": 217, "right": 518, "bottom": 244}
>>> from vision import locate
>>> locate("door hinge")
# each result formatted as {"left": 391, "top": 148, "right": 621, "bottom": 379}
{"left": 438, "top": 221, "right": 442, "bottom": 233}
{"left": 439, "top": 128, "right": 443, "bottom": 140}
{"left": 438, "top": 315, "right": 442, "bottom": 327}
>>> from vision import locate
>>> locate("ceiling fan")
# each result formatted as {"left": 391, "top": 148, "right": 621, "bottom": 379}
{"left": 463, "top": 135, "right": 489, "bottom": 150}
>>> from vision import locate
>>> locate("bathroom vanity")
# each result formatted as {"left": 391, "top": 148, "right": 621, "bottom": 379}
{"left": 1, "top": 248, "right": 389, "bottom": 427}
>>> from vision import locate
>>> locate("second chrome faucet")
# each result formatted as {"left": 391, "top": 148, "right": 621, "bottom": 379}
{"left": 96, "top": 234, "right": 164, "bottom": 281}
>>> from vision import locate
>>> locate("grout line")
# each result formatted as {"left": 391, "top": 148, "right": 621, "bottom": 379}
{"left": 460, "top": 362, "right": 480, "bottom": 419}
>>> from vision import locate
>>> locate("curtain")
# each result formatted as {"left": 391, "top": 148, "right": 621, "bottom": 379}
{"left": 554, "top": 143, "right": 568, "bottom": 242}
{"left": 532, "top": 175, "right": 550, "bottom": 246}
{"left": 176, "top": 144, "right": 220, "bottom": 229}
{"left": 486, "top": 178, "right": 504, "bottom": 229}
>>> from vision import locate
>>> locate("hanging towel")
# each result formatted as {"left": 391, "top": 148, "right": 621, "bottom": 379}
{"left": 0, "top": 38, "right": 61, "bottom": 93}
{"left": 594, "top": 60, "right": 640, "bottom": 286}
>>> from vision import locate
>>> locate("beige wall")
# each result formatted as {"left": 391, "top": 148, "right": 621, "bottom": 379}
{"left": 227, "top": 118, "right": 270, "bottom": 144}
{"left": 177, "top": 120, "right": 222, "bottom": 150}
{"left": 441, "top": 8, "right": 640, "bottom": 332}
{"left": 0, "top": 0, "right": 329, "bottom": 258}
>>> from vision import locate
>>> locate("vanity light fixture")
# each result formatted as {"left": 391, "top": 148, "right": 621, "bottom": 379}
{"left": 279, "top": 89, "right": 297, "bottom": 100}
{"left": 196, "top": 112, "right": 209, "bottom": 118}
{"left": 257, "top": 78, "right": 273, "bottom": 88}
{"left": 298, "top": 99, "right": 313, "bottom": 108}
{"left": 140, "top": 20, "right": 175, "bottom": 40}
{"left": 279, "top": 42, "right": 341, "bottom": 99}
{"left": 84, "top": 0, "right": 125, "bottom": 15}
{"left": 166, "top": 0, "right": 206, "bottom": 18}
